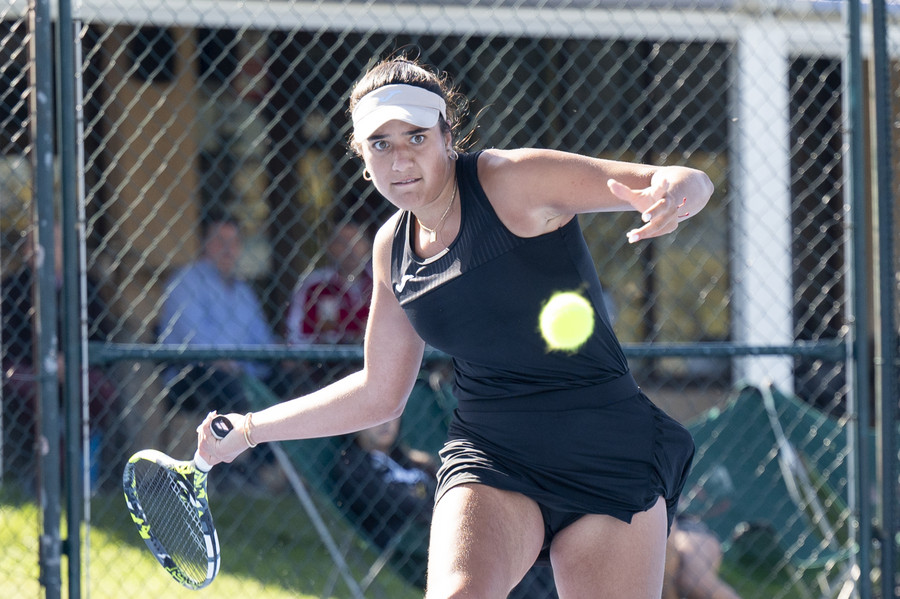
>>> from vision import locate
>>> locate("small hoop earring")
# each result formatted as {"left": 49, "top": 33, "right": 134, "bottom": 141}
{"left": 362, "top": 168, "right": 372, "bottom": 181}
{"left": 448, "top": 148, "right": 459, "bottom": 161}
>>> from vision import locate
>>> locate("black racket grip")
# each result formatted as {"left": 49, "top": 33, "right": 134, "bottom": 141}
{"left": 210, "top": 415, "right": 234, "bottom": 440}
{"left": 194, "top": 416, "right": 234, "bottom": 473}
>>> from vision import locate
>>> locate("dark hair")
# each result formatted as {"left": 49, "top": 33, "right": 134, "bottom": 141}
{"left": 348, "top": 55, "right": 469, "bottom": 155}
{"left": 201, "top": 213, "right": 242, "bottom": 240}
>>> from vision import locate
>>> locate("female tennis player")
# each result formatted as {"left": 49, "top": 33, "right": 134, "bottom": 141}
{"left": 197, "top": 55, "right": 713, "bottom": 598}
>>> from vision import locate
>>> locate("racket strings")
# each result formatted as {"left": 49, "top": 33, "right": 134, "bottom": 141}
{"left": 134, "top": 461, "right": 210, "bottom": 586}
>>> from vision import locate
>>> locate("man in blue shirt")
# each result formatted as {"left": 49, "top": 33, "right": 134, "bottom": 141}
{"left": 159, "top": 216, "right": 277, "bottom": 413}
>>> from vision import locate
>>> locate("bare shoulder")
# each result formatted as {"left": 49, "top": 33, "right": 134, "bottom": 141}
{"left": 476, "top": 147, "right": 556, "bottom": 183}
{"left": 476, "top": 148, "right": 659, "bottom": 231}
{"left": 374, "top": 210, "right": 402, "bottom": 247}
{"left": 478, "top": 147, "right": 642, "bottom": 188}
{"left": 475, "top": 148, "right": 587, "bottom": 236}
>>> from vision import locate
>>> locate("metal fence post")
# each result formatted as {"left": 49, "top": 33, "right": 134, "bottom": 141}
{"left": 56, "top": 0, "right": 84, "bottom": 594}
{"left": 30, "top": 0, "right": 62, "bottom": 595}
{"left": 846, "top": 1, "right": 872, "bottom": 596}
{"left": 868, "top": 1, "right": 898, "bottom": 597}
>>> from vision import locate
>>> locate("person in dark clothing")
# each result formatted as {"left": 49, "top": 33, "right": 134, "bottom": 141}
{"left": 333, "top": 418, "right": 437, "bottom": 540}
{"left": 331, "top": 417, "right": 436, "bottom": 588}
{"left": 197, "top": 56, "right": 712, "bottom": 598}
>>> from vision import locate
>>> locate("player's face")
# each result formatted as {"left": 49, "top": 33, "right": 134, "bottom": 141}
{"left": 359, "top": 119, "right": 454, "bottom": 212}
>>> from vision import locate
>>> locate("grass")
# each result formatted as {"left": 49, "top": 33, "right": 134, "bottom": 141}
{"left": 2, "top": 483, "right": 846, "bottom": 599}
{"left": 0, "top": 491, "right": 41, "bottom": 598}
{"left": 1, "top": 484, "right": 421, "bottom": 599}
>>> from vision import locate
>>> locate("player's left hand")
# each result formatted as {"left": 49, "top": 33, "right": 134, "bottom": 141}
{"left": 607, "top": 178, "right": 686, "bottom": 243}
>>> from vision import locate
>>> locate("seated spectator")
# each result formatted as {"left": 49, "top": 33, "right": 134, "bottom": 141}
{"left": 333, "top": 417, "right": 437, "bottom": 548}
{"left": 1, "top": 224, "right": 119, "bottom": 488}
{"left": 284, "top": 220, "right": 373, "bottom": 391}
{"left": 158, "top": 215, "right": 279, "bottom": 413}
{"left": 286, "top": 220, "right": 373, "bottom": 347}
{"left": 331, "top": 416, "right": 558, "bottom": 598}
{"left": 663, "top": 515, "right": 742, "bottom": 599}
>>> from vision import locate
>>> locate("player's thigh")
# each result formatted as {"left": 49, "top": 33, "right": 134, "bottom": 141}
{"left": 426, "top": 483, "right": 545, "bottom": 599}
{"left": 549, "top": 497, "right": 668, "bottom": 599}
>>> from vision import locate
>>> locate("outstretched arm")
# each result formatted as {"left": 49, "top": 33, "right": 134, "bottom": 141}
{"left": 477, "top": 148, "right": 713, "bottom": 243}
{"left": 197, "top": 213, "right": 426, "bottom": 465}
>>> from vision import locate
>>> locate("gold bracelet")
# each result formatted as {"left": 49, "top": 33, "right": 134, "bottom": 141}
{"left": 243, "top": 412, "right": 258, "bottom": 448}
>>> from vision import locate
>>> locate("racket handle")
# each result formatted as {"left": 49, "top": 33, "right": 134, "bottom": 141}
{"left": 194, "top": 415, "right": 235, "bottom": 472}
{"left": 211, "top": 415, "right": 234, "bottom": 440}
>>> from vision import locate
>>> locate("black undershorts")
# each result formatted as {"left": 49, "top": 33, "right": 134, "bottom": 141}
{"left": 535, "top": 502, "right": 586, "bottom": 564}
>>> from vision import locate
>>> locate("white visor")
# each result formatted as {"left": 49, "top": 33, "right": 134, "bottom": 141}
{"left": 352, "top": 84, "right": 447, "bottom": 140}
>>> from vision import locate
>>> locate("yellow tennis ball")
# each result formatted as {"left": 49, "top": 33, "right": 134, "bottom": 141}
{"left": 539, "top": 291, "right": 595, "bottom": 351}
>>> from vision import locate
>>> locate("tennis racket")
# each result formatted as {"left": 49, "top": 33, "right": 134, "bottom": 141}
{"left": 122, "top": 415, "right": 233, "bottom": 590}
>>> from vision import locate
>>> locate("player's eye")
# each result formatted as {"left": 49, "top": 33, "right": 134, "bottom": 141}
{"left": 410, "top": 133, "right": 425, "bottom": 145}
{"left": 372, "top": 139, "right": 389, "bottom": 151}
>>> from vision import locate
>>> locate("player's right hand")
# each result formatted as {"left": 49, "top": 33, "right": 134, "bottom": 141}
{"left": 197, "top": 411, "right": 248, "bottom": 466}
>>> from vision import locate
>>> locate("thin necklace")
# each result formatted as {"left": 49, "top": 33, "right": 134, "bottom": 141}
{"left": 418, "top": 180, "right": 457, "bottom": 243}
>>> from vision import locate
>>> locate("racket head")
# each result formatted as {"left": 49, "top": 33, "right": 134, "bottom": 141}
{"left": 122, "top": 449, "right": 220, "bottom": 589}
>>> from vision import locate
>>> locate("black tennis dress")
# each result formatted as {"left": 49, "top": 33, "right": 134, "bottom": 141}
{"left": 391, "top": 151, "right": 694, "bottom": 541}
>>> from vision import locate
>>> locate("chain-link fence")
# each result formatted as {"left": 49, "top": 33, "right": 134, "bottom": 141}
{"left": 1, "top": 1, "right": 899, "bottom": 598}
